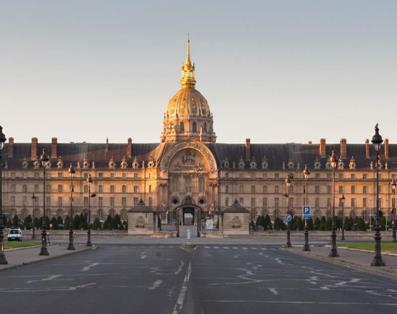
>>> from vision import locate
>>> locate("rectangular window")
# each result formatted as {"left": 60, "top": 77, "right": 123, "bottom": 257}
{"left": 289, "top": 197, "right": 294, "bottom": 209}
{"left": 239, "top": 185, "right": 244, "bottom": 193}
{"left": 148, "top": 185, "right": 152, "bottom": 193}
{"left": 351, "top": 198, "right": 356, "bottom": 209}
{"left": 225, "top": 197, "right": 229, "bottom": 207}
{"left": 110, "top": 185, "right": 115, "bottom": 193}
{"left": 122, "top": 185, "right": 127, "bottom": 193}
{"left": 225, "top": 185, "right": 229, "bottom": 193}
{"left": 274, "top": 186, "right": 279, "bottom": 194}
{"left": 58, "top": 172, "right": 63, "bottom": 178}
{"left": 251, "top": 197, "right": 256, "bottom": 209}
{"left": 58, "top": 185, "right": 63, "bottom": 193}
{"left": 34, "top": 184, "right": 39, "bottom": 193}
{"left": 11, "top": 184, "right": 16, "bottom": 193}
{"left": 134, "top": 186, "right": 139, "bottom": 193}
{"left": 98, "top": 197, "right": 103, "bottom": 209}
{"left": 98, "top": 185, "right": 103, "bottom": 193}
{"left": 363, "top": 197, "right": 367, "bottom": 208}
{"left": 84, "top": 185, "right": 89, "bottom": 193}
{"left": 110, "top": 197, "right": 115, "bottom": 208}
{"left": 315, "top": 185, "right": 320, "bottom": 194}
{"left": 327, "top": 198, "right": 331, "bottom": 209}
{"left": 263, "top": 185, "right": 268, "bottom": 193}
{"left": 23, "top": 196, "right": 27, "bottom": 208}
{"left": 22, "top": 185, "right": 28, "bottom": 193}
{"left": 58, "top": 197, "right": 63, "bottom": 208}
{"left": 274, "top": 197, "right": 279, "bottom": 210}
{"left": 84, "top": 197, "right": 89, "bottom": 208}
{"left": 263, "top": 197, "right": 268, "bottom": 209}
{"left": 46, "top": 196, "right": 51, "bottom": 208}
{"left": 122, "top": 197, "right": 127, "bottom": 209}
{"left": 10, "top": 196, "right": 16, "bottom": 208}
{"left": 351, "top": 185, "right": 355, "bottom": 194}
{"left": 239, "top": 197, "right": 244, "bottom": 205}
{"left": 133, "top": 197, "right": 139, "bottom": 206}
{"left": 251, "top": 185, "right": 255, "bottom": 194}
{"left": 338, "top": 185, "right": 343, "bottom": 194}
{"left": 148, "top": 197, "right": 153, "bottom": 207}
{"left": 315, "top": 197, "right": 320, "bottom": 208}
{"left": 363, "top": 186, "right": 367, "bottom": 194}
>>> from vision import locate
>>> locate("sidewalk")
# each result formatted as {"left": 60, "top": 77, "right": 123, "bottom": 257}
{"left": 0, "top": 243, "right": 92, "bottom": 272}
{"left": 290, "top": 244, "right": 397, "bottom": 279}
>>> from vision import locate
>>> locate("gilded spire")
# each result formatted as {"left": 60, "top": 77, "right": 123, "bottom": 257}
{"left": 180, "top": 36, "right": 196, "bottom": 88}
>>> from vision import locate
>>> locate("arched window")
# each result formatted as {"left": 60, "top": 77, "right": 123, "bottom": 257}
{"left": 179, "top": 122, "right": 184, "bottom": 132}
{"left": 192, "top": 121, "right": 197, "bottom": 133}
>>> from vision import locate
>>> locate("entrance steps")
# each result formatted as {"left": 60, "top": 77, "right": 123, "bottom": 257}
{"left": 179, "top": 225, "right": 198, "bottom": 238}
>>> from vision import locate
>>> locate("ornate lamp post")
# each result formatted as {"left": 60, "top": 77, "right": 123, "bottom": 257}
{"left": 86, "top": 174, "right": 96, "bottom": 247}
{"left": 0, "top": 126, "right": 8, "bottom": 264}
{"left": 67, "top": 163, "right": 75, "bottom": 250}
{"left": 329, "top": 150, "right": 339, "bottom": 257}
{"left": 284, "top": 175, "right": 293, "bottom": 248}
{"left": 391, "top": 178, "right": 396, "bottom": 243}
{"left": 31, "top": 193, "right": 37, "bottom": 240}
{"left": 340, "top": 194, "right": 346, "bottom": 241}
{"left": 303, "top": 164, "right": 311, "bottom": 252}
{"left": 371, "top": 124, "right": 385, "bottom": 267}
{"left": 39, "top": 149, "right": 50, "bottom": 256}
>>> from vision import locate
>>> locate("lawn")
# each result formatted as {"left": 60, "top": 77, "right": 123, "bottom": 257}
{"left": 4, "top": 241, "right": 39, "bottom": 250}
{"left": 340, "top": 242, "right": 397, "bottom": 253}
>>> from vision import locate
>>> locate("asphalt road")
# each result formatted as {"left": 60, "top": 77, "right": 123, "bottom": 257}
{"left": 0, "top": 244, "right": 397, "bottom": 314}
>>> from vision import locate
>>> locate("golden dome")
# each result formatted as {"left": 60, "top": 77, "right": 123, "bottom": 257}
{"left": 166, "top": 87, "right": 211, "bottom": 119}
{"left": 161, "top": 39, "right": 216, "bottom": 143}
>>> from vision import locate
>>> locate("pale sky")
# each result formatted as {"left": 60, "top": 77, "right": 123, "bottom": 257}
{"left": 1, "top": 0, "right": 396, "bottom": 144}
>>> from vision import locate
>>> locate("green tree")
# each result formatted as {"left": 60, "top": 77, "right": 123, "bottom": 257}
{"left": 326, "top": 217, "right": 333, "bottom": 230}
{"left": 12, "top": 214, "right": 20, "bottom": 228}
{"left": 24, "top": 215, "right": 33, "bottom": 230}
{"left": 273, "top": 217, "right": 285, "bottom": 230}
{"left": 263, "top": 215, "right": 272, "bottom": 230}
{"left": 344, "top": 217, "right": 353, "bottom": 230}
{"left": 306, "top": 218, "right": 314, "bottom": 231}
{"left": 50, "top": 217, "right": 58, "bottom": 229}
{"left": 57, "top": 216, "right": 64, "bottom": 228}
{"left": 103, "top": 215, "right": 113, "bottom": 230}
{"left": 93, "top": 217, "right": 102, "bottom": 230}
{"left": 113, "top": 214, "right": 122, "bottom": 230}
{"left": 292, "top": 216, "right": 304, "bottom": 231}
{"left": 64, "top": 216, "right": 70, "bottom": 229}
{"left": 314, "top": 217, "right": 321, "bottom": 230}
{"left": 73, "top": 214, "right": 82, "bottom": 229}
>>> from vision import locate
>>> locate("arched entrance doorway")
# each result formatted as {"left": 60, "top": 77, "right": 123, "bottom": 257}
{"left": 175, "top": 196, "right": 202, "bottom": 238}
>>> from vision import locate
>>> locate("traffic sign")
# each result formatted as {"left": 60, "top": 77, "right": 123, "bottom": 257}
{"left": 303, "top": 206, "right": 312, "bottom": 220}
{"left": 285, "top": 214, "right": 293, "bottom": 224}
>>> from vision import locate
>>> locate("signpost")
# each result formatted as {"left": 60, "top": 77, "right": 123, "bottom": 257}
{"left": 303, "top": 206, "right": 312, "bottom": 220}
{"left": 285, "top": 214, "right": 293, "bottom": 224}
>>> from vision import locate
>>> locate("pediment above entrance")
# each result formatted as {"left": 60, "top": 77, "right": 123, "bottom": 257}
{"left": 159, "top": 142, "right": 218, "bottom": 177}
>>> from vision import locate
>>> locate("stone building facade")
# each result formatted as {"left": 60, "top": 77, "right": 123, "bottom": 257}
{"left": 2, "top": 40, "right": 397, "bottom": 229}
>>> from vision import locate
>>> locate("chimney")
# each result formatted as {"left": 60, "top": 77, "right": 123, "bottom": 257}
{"left": 127, "top": 137, "right": 132, "bottom": 159}
{"left": 319, "top": 138, "right": 326, "bottom": 157}
{"left": 31, "top": 137, "right": 38, "bottom": 161}
{"left": 51, "top": 137, "right": 58, "bottom": 159}
{"left": 8, "top": 137, "right": 14, "bottom": 158}
{"left": 384, "top": 138, "right": 389, "bottom": 160}
{"left": 365, "top": 139, "right": 370, "bottom": 159}
{"left": 245, "top": 138, "right": 251, "bottom": 161}
{"left": 340, "top": 138, "right": 347, "bottom": 159}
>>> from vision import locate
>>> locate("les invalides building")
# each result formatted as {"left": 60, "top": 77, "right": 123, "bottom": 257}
{"left": 1, "top": 41, "right": 396, "bottom": 235}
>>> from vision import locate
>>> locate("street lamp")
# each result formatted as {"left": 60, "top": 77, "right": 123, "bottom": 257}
{"left": 284, "top": 174, "right": 293, "bottom": 248}
{"left": 340, "top": 194, "right": 346, "bottom": 241}
{"left": 329, "top": 150, "right": 339, "bottom": 258}
{"left": 391, "top": 178, "right": 396, "bottom": 243}
{"left": 303, "top": 164, "right": 311, "bottom": 252}
{"left": 67, "top": 163, "right": 75, "bottom": 250}
{"left": 39, "top": 149, "right": 50, "bottom": 256}
{"left": 86, "top": 174, "right": 96, "bottom": 247}
{"left": 371, "top": 123, "right": 385, "bottom": 267}
{"left": 0, "top": 126, "right": 8, "bottom": 264}
{"left": 31, "top": 193, "right": 37, "bottom": 240}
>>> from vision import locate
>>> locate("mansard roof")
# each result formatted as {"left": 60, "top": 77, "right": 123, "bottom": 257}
{"left": 4, "top": 141, "right": 397, "bottom": 170}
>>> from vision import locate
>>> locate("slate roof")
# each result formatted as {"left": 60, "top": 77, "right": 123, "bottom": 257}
{"left": 3, "top": 141, "right": 397, "bottom": 170}
{"left": 222, "top": 199, "right": 249, "bottom": 213}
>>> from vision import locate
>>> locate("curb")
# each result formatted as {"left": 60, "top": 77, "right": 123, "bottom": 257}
{"left": 289, "top": 247, "right": 397, "bottom": 280}
{"left": 0, "top": 246, "right": 96, "bottom": 273}
{"left": 4, "top": 245, "right": 41, "bottom": 252}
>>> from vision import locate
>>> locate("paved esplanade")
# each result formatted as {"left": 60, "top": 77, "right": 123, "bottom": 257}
{"left": 0, "top": 245, "right": 397, "bottom": 314}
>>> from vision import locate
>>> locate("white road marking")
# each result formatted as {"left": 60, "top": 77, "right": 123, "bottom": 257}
{"left": 268, "top": 288, "right": 279, "bottom": 295}
{"left": 148, "top": 280, "right": 163, "bottom": 291}
{"left": 172, "top": 262, "right": 191, "bottom": 314}
{"left": 26, "top": 274, "right": 61, "bottom": 284}
{"left": 174, "top": 260, "right": 185, "bottom": 275}
{"left": 203, "top": 300, "right": 397, "bottom": 306}
{"left": 68, "top": 282, "right": 96, "bottom": 291}
{"left": 275, "top": 258, "right": 284, "bottom": 265}
{"left": 140, "top": 252, "right": 147, "bottom": 260}
{"left": 82, "top": 262, "right": 100, "bottom": 272}
{"left": 321, "top": 278, "right": 360, "bottom": 290}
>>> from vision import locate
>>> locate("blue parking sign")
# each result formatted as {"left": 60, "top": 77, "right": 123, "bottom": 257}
{"left": 285, "top": 214, "right": 293, "bottom": 224}
{"left": 303, "top": 206, "right": 312, "bottom": 220}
